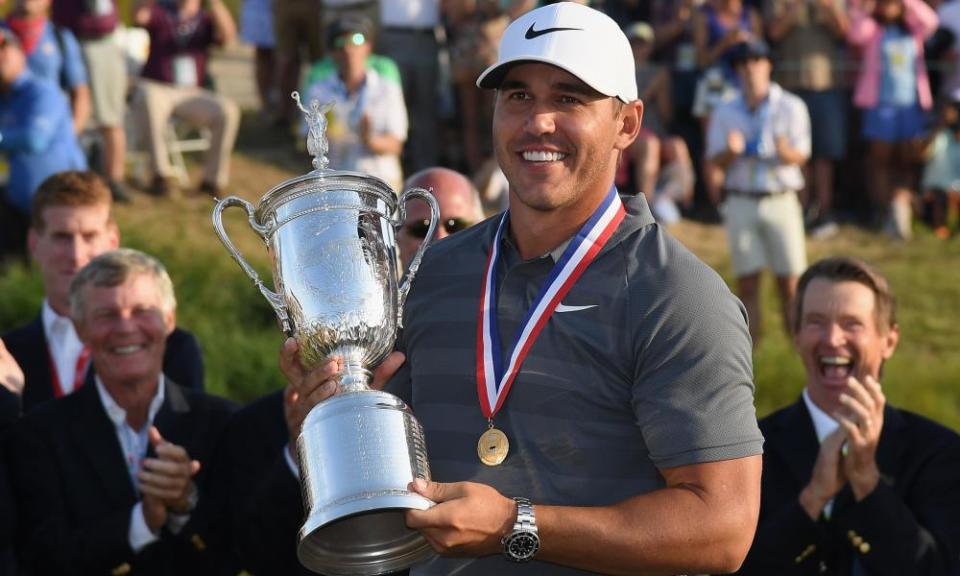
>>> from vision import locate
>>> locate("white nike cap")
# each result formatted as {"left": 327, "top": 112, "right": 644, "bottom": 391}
{"left": 476, "top": 2, "right": 638, "bottom": 103}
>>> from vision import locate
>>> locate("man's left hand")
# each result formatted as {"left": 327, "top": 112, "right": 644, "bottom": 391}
{"left": 405, "top": 478, "right": 517, "bottom": 557}
{"left": 834, "top": 375, "right": 885, "bottom": 500}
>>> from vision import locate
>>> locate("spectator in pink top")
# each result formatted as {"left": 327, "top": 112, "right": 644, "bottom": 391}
{"left": 847, "top": 0, "right": 939, "bottom": 239}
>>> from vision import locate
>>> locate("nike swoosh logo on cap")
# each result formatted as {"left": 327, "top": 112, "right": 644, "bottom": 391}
{"left": 524, "top": 23, "right": 583, "bottom": 40}
{"left": 555, "top": 303, "right": 598, "bottom": 313}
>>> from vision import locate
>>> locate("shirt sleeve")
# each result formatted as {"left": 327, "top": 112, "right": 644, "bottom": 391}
{"left": 705, "top": 104, "right": 731, "bottom": 159}
{"left": 283, "top": 443, "right": 300, "bottom": 478}
{"left": 60, "top": 28, "right": 89, "bottom": 89}
{"left": 128, "top": 502, "right": 160, "bottom": 552}
{"left": 380, "top": 79, "right": 408, "bottom": 141}
{"left": 784, "top": 96, "right": 811, "bottom": 158}
{"left": 629, "top": 236, "right": 763, "bottom": 469}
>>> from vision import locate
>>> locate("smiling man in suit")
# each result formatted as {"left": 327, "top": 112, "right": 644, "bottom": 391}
{"left": 7, "top": 248, "right": 234, "bottom": 576}
{"left": 0, "top": 171, "right": 205, "bottom": 428}
{"left": 737, "top": 256, "right": 960, "bottom": 575}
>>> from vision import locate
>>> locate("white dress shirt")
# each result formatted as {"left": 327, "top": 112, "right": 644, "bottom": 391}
{"left": 41, "top": 300, "right": 86, "bottom": 396}
{"left": 94, "top": 376, "right": 187, "bottom": 551}
{"left": 802, "top": 388, "right": 840, "bottom": 517}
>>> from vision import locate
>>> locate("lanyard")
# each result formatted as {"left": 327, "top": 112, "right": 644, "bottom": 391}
{"left": 475, "top": 186, "right": 625, "bottom": 421}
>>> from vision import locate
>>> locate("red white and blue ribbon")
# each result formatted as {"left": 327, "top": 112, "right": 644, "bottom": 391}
{"left": 476, "top": 186, "right": 626, "bottom": 420}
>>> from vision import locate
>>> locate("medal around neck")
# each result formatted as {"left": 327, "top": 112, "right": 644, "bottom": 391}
{"left": 478, "top": 426, "right": 509, "bottom": 466}
{"left": 212, "top": 92, "right": 440, "bottom": 575}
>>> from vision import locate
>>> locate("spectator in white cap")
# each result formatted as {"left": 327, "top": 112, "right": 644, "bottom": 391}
{"left": 280, "top": 3, "right": 763, "bottom": 575}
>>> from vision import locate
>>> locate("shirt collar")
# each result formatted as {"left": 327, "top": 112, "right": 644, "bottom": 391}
{"left": 42, "top": 298, "right": 76, "bottom": 341}
{"left": 95, "top": 374, "right": 166, "bottom": 432}
{"left": 738, "top": 82, "right": 783, "bottom": 112}
{"left": 803, "top": 387, "right": 839, "bottom": 443}
{"left": 499, "top": 230, "right": 571, "bottom": 266}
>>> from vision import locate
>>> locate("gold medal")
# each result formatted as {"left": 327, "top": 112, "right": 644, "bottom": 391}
{"left": 478, "top": 427, "right": 510, "bottom": 466}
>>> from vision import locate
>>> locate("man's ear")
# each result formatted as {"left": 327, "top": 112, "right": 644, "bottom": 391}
{"left": 882, "top": 323, "right": 900, "bottom": 360}
{"left": 615, "top": 100, "right": 644, "bottom": 151}
{"left": 164, "top": 308, "right": 177, "bottom": 337}
{"left": 27, "top": 228, "right": 38, "bottom": 258}
{"left": 107, "top": 221, "right": 120, "bottom": 249}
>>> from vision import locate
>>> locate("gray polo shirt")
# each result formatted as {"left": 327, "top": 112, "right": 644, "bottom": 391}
{"left": 387, "top": 194, "right": 763, "bottom": 575}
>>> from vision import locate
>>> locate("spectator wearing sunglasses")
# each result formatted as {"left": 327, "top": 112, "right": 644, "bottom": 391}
{"left": 302, "top": 15, "right": 407, "bottom": 190}
{"left": 397, "top": 167, "right": 484, "bottom": 268}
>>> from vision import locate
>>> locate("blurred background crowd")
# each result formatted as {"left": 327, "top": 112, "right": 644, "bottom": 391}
{"left": 2, "top": 0, "right": 960, "bottom": 260}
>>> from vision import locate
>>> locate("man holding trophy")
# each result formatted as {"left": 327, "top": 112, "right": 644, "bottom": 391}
{"left": 275, "top": 2, "right": 764, "bottom": 575}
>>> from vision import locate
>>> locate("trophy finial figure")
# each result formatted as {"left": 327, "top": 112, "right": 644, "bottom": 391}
{"left": 292, "top": 91, "right": 334, "bottom": 172}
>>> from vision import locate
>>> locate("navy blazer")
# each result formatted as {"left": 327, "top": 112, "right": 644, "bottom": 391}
{"left": 204, "top": 390, "right": 311, "bottom": 576}
{"left": 205, "top": 390, "right": 410, "bottom": 576}
{"left": 1, "top": 314, "right": 205, "bottom": 424}
{"left": 7, "top": 376, "right": 235, "bottom": 576}
{"left": 737, "top": 398, "right": 960, "bottom": 576}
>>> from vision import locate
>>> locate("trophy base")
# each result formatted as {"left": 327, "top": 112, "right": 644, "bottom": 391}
{"left": 296, "top": 391, "right": 435, "bottom": 575}
{"left": 298, "top": 495, "right": 434, "bottom": 575}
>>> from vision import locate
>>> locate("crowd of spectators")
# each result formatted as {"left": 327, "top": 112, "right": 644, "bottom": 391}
{"left": 3, "top": 0, "right": 960, "bottom": 263}
{"left": 242, "top": 0, "right": 959, "bottom": 243}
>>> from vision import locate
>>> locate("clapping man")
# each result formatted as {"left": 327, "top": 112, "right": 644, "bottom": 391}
{"left": 738, "top": 257, "right": 960, "bottom": 575}
{"left": 8, "top": 249, "right": 234, "bottom": 575}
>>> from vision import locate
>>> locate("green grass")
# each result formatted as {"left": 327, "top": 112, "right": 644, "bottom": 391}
{"left": 2, "top": 150, "right": 959, "bottom": 428}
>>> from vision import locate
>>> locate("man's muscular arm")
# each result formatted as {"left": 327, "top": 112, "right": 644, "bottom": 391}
{"left": 407, "top": 455, "right": 762, "bottom": 575}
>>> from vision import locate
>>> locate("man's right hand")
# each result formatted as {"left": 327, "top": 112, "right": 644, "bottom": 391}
{"left": 142, "top": 492, "right": 168, "bottom": 533}
{"left": 0, "top": 338, "right": 24, "bottom": 395}
{"left": 279, "top": 338, "right": 406, "bottom": 455}
{"left": 799, "top": 427, "right": 847, "bottom": 520}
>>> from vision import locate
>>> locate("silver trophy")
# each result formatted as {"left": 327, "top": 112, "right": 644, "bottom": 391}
{"left": 212, "top": 93, "right": 439, "bottom": 575}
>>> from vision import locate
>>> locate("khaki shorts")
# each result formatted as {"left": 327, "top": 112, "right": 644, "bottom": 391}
{"left": 80, "top": 35, "right": 128, "bottom": 128}
{"left": 721, "top": 191, "right": 807, "bottom": 278}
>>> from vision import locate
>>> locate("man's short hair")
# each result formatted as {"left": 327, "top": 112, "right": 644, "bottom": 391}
{"left": 793, "top": 257, "right": 897, "bottom": 334}
{"left": 70, "top": 248, "right": 177, "bottom": 322}
{"left": 31, "top": 171, "right": 113, "bottom": 231}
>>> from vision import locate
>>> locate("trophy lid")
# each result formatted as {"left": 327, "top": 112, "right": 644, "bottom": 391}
{"left": 255, "top": 92, "right": 398, "bottom": 223}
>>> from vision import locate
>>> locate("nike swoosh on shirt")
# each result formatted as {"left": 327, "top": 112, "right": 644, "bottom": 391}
{"left": 555, "top": 303, "right": 598, "bottom": 313}
{"left": 524, "top": 23, "right": 583, "bottom": 40}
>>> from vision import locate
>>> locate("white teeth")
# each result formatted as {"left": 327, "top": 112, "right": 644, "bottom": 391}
{"left": 113, "top": 345, "right": 144, "bottom": 355}
{"left": 522, "top": 150, "right": 566, "bottom": 162}
{"left": 821, "top": 356, "right": 851, "bottom": 366}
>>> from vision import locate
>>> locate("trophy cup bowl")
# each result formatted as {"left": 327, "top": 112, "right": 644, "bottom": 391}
{"left": 212, "top": 94, "right": 440, "bottom": 575}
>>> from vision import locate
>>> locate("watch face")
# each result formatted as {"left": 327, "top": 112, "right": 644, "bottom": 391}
{"left": 505, "top": 531, "right": 540, "bottom": 562}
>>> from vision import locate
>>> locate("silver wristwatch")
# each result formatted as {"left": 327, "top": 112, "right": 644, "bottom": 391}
{"left": 502, "top": 497, "right": 540, "bottom": 562}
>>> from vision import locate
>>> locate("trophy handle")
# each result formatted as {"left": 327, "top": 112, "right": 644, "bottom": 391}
{"left": 394, "top": 187, "right": 440, "bottom": 327}
{"left": 212, "top": 196, "right": 293, "bottom": 335}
